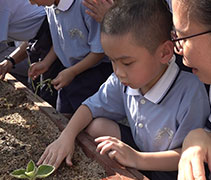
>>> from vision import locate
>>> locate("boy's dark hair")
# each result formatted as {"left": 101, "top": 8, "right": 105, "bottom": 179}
{"left": 101, "top": 0, "right": 172, "bottom": 53}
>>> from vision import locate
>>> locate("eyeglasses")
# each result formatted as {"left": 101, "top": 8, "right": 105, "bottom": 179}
{"left": 171, "top": 30, "right": 211, "bottom": 52}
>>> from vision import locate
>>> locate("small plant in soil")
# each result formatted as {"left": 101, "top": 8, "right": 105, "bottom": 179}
{"left": 26, "top": 55, "right": 53, "bottom": 96}
{"left": 34, "top": 78, "right": 53, "bottom": 95}
{"left": 10, "top": 160, "right": 55, "bottom": 180}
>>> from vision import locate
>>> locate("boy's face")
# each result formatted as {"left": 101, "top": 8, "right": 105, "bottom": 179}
{"left": 101, "top": 32, "right": 167, "bottom": 93}
{"left": 29, "top": 0, "right": 55, "bottom": 6}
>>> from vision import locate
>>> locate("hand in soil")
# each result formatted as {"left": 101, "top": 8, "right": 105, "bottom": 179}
{"left": 37, "top": 136, "right": 75, "bottom": 169}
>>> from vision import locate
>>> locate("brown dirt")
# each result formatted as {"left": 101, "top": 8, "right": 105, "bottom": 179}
{"left": 0, "top": 80, "right": 106, "bottom": 180}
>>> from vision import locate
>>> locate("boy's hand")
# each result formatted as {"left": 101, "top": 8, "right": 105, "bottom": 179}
{"left": 83, "top": 0, "right": 114, "bottom": 22}
{"left": 51, "top": 68, "right": 76, "bottom": 90}
{"left": 37, "top": 135, "right": 75, "bottom": 169}
{"left": 95, "top": 136, "right": 138, "bottom": 168}
{"left": 28, "top": 62, "right": 48, "bottom": 80}
{"left": 0, "top": 60, "right": 13, "bottom": 80}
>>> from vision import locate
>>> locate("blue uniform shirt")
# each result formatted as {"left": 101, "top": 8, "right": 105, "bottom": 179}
{"left": 46, "top": 0, "right": 108, "bottom": 68}
{"left": 83, "top": 57, "right": 210, "bottom": 152}
{"left": 0, "top": 0, "right": 46, "bottom": 42}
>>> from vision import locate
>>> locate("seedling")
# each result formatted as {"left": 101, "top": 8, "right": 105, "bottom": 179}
{"left": 10, "top": 160, "right": 55, "bottom": 180}
{"left": 34, "top": 78, "right": 53, "bottom": 96}
{"left": 0, "top": 97, "right": 13, "bottom": 109}
{"left": 26, "top": 55, "right": 53, "bottom": 96}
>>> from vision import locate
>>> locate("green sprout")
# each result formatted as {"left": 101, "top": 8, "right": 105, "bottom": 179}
{"left": 27, "top": 57, "right": 36, "bottom": 92}
{"left": 34, "top": 78, "right": 53, "bottom": 96}
{"left": 10, "top": 160, "right": 55, "bottom": 180}
{"left": 27, "top": 55, "right": 53, "bottom": 96}
{"left": 0, "top": 97, "right": 13, "bottom": 109}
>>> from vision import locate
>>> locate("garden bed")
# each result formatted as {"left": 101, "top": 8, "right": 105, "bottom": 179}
{"left": 0, "top": 74, "right": 148, "bottom": 180}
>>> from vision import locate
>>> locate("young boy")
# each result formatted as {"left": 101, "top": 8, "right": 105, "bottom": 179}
{"left": 28, "top": 0, "right": 112, "bottom": 114}
{"left": 37, "top": 0, "right": 210, "bottom": 179}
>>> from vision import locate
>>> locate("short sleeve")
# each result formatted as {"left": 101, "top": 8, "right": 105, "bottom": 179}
{"left": 82, "top": 6, "right": 104, "bottom": 53}
{"left": 0, "top": 9, "right": 10, "bottom": 42}
{"left": 83, "top": 73, "right": 126, "bottom": 120}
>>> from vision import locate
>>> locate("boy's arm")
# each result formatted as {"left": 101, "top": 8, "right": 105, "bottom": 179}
{"left": 0, "top": 42, "right": 28, "bottom": 80}
{"left": 8, "top": 42, "right": 28, "bottom": 64}
{"left": 38, "top": 104, "right": 93, "bottom": 169}
{"left": 61, "top": 105, "right": 93, "bottom": 140}
{"left": 135, "top": 148, "right": 181, "bottom": 171}
{"left": 28, "top": 46, "right": 58, "bottom": 79}
{"left": 51, "top": 52, "right": 105, "bottom": 90}
{"left": 69, "top": 52, "right": 105, "bottom": 77}
{"left": 41, "top": 46, "right": 57, "bottom": 68}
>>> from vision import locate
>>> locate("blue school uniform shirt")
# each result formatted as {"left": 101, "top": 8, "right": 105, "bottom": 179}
{"left": 45, "top": 0, "right": 108, "bottom": 68}
{"left": 83, "top": 56, "right": 210, "bottom": 152}
{"left": 0, "top": 0, "right": 46, "bottom": 42}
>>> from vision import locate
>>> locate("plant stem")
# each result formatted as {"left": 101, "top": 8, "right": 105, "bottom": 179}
{"left": 27, "top": 56, "right": 36, "bottom": 92}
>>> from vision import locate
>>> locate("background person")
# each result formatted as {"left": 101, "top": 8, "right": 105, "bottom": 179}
{"left": 0, "top": 0, "right": 63, "bottom": 108}
{"left": 171, "top": 0, "right": 211, "bottom": 179}
{"left": 28, "top": 0, "right": 113, "bottom": 115}
{"left": 0, "top": 0, "right": 46, "bottom": 83}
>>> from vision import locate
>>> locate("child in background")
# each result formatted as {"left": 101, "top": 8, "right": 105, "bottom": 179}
{"left": 28, "top": 0, "right": 112, "bottom": 114}
{"left": 37, "top": 0, "right": 210, "bottom": 179}
{"left": 0, "top": 0, "right": 46, "bottom": 81}
{"left": 82, "top": 0, "right": 114, "bottom": 22}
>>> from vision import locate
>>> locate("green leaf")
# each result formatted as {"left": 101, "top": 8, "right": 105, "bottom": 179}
{"left": 25, "top": 160, "right": 36, "bottom": 177}
{"left": 36, "top": 165, "right": 55, "bottom": 178}
{"left": 10, "top": 169, "right": 29, "bottom": 179}
{"left": 26, "top": 160, "right": 35, "bottom": 172}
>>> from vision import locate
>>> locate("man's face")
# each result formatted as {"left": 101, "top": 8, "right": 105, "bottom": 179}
{"left": 101, "top": 32, "right": 166, "bottom": 93}
{"left": 29, "top": 0, "right": 55, "bottom": 6}
{"left": 172, "top": 0, "right": 211, "bottom": 84}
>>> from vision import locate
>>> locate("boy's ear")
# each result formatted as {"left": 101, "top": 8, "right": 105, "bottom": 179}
{"left": 158, "top": 40, "right": 174, "bottom": 64}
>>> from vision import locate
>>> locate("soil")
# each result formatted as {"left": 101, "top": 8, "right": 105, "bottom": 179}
{"left": 0, "top": 80, "right": 106, "bottom": 180}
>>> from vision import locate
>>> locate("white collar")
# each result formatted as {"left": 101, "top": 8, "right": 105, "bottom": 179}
{"left": 126, "top": 55, "right": 180, "bottom": 104}
{"left": 57, "top": 0, "right": 74, "bottom": 11}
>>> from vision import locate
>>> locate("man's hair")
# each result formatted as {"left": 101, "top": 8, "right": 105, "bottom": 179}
{"left": 179, "top": 0, "right": 211, "bottom": 29}
{"left": 101, "top": 0, "right": 172, "bottom": 53}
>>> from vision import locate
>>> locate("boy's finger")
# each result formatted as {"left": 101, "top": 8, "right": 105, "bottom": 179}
{"left": 48, "top": 153, "right": 57, "bottom": 167}
{"left": 95, "top": 136, "right": 111, "bottom": 142}
{"left": 51, "top": 78, "right": 58, "bottom": 85}
{"left": 192, "top": 157, "right": 206, "bottom": 180}
{"left": 83, "top": 0, "right": 95, "bottom": 8}
{"left": 99, "top": 142, "right": 114, "bottom": 155}
{"left": 54, "top": 83, "right": 62, "bottom": 91}
{"left": 32, "top": 75, "right": 37, "bottom": 80}
{"left": 37, "top": 149, "right": 49, "bottom": 165}
{"left": 108, "top": 150, "right": 117, "bottom": 159}
{"left": 96, "top": 140, "right": 111, "bottom": 152}
{"left": 43, "top": 152, "right": 53, "bottom": 165}
{"left": 52, "top": 155, "right": 64, "bottom": 170}
{"left": 65, "top": 153, "right": 73, "bottom": 167}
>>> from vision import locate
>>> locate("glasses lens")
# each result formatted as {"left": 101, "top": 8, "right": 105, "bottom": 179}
{"left": 175, "top": 40, "right": 182, "bottom": 52}
{"left": 171, "top": 30, "right": 182, "bottom": 53}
